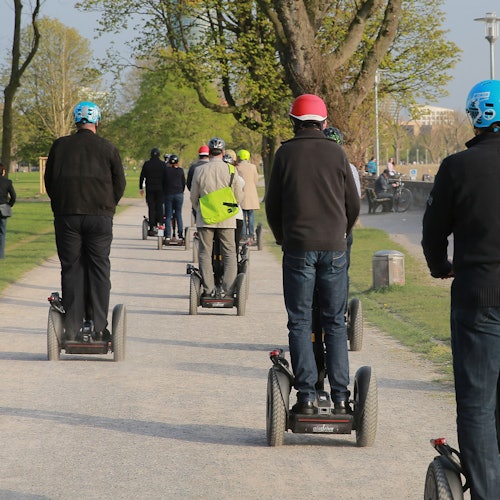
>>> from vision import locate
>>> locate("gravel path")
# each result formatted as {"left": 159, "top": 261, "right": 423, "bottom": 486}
{"left": 0, "top": 198, "right": 462, "bottom": 499}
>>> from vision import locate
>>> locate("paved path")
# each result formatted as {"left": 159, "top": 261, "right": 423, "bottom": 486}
{"left": 0, "top": 197, "right": 461, "bottom": 499}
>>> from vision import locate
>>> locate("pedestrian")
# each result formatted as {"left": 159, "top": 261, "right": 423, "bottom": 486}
{"left": 139, "top": 148, "right": 166, "bottom": 236}
{"left": 163, "top": 154, "right": 185, "bottom": 241}
{"left": 236, "top": 149, "right": 260, "bottom": 244}
{"left": 422, "top": 79, "right": 500, "bottom": 499}
{"left": 265, "top": 94, "right": 360, "bottom": 415}
{"left": 0, "top": 163, "right": 16, "bottom": 259}
{"left": 366, "top": 156, "right": 377, "bottom": 176}
{"left": 44, "top": 101, "right": 126, "bottom": 341}
{"left": 190, "top": 137, "right": 244, "bottom": 298}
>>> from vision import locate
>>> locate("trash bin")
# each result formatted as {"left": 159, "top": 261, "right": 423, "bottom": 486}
{"left": 372, "top": 250, "right": 405, "bottom": 288}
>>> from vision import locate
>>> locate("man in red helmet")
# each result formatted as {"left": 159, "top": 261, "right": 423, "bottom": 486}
{"left": 266, "top": 94, "right": 360, "bottom": 415}
{"left": 187, "top": 145, "right": 210, "bottom": 191}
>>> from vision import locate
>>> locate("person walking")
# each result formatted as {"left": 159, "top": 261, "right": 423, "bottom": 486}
{"left": 190, "top": 137, "right": 244, "bottom": 298}
{"left": 265, "top": 94, "right": 360, "bottom": 415}
{"left": 163, "top": 154, "right": 185, "bottom": 241}
{"left": 0, "top": 163, "right": 16, "bottom": 259}
{"left": 236, "top": 149, "right": 260, "bottom": 244}
{"left": 44, "top": 101, "right": 126, "bottom": 341}
{"left": 422, "top": 80, "right": 500, "bottom": 500}
{"left": 139, "top": 148, "right": 166, "bottom": 235}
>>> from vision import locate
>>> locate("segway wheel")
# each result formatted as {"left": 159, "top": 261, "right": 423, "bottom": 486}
{"left": 348, "top": 298, "right": 363, "bottom": 351}
{"left": 192, "top": 237, "right": 199, "bottom": 264}
{"left": 189, "top": 274, "right": 201, "bottom": 315}
{"left": 424, "top": 456, "right": 464, "bottom": 500}
{"left": 112, "top": 304, "right": 127, "bottom": 362}
{"left": 256, "top": 223, "right": 263, "bottom": 251}
{"left": 142, "top": 219, "right": 148, "bottom": 240}
{"left": 184, "top": 227, "right": 191, "bottom": 251}
{"left": 266, "top": 368, "right": 288, "bottom": 446}
{"left": 47, "top": 308, "right": 62, "bottom": 361}
{"left": 354, "top": 366, "right": 378, "bottom": 447}
{"left": 235, "top": 273, "right": 247, "bottom": 317}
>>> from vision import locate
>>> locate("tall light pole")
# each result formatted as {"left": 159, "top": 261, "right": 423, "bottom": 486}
{"left": 474, "top": 12, "right": 500, "bottom": 79}
{"left": 374, "top": 69, "right": 381, "bottom": 177}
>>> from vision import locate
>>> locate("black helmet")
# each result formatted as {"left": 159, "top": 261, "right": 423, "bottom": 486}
{"left": 323, "top": 127, "right": 344, "bottom": 145}
{"left": 168, "top": 154, "right": 179, "bottom": 164}
{"left": 150, "top": 147, "right": 161, "bottom": 158}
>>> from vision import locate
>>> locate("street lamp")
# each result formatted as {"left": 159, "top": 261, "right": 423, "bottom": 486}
{"left": 374, "top": 69, "right": 387, "bottom": 177}
{"left": 474, "top": 12, "right": 500, "bottom": 79}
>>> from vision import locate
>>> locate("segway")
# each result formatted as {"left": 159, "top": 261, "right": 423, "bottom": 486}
{"left": 142, "top": 216, "right": 156, "bottom": 240}
{"left": 424, "top": 380, "right": 500, "bottom": 499}
{"left": 186, "top": 234, "right": 249, "bottom": 316}
{"left": 267, "top": 292, "right": 376, "bottom": 446}
{"left": 157, "top": 214, "right": 191, "bottom": 250}
{"left": 47, "top": 292, "right": 126, "bottom": 361}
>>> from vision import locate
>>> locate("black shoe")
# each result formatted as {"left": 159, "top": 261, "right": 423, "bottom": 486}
{"left": 148, "top": 230, "right": 156, "bottom": 236}
{"left": 291, "top": 401, "right": 316, "bottom": 415}
{"left": 333, "top": 400, "right": 352, "bottom": 414}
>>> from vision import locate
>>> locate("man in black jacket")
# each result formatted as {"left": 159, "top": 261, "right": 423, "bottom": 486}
{"left": 0, "top": 163, "right": 16, "bottom": 259}
{"left": 45, "top": 101, "right": 126, "bottom": 341}
{"left": 139, "top": 147, "right": 166, "bottom": 235}
{"left": 266, "top": 94, "right": 360, "bottom": 415}
{"left": 422, "top": 79, "right": 500, "bottom": 499}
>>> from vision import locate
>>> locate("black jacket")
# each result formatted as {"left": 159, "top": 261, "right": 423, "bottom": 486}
{"left": 139, "top": 157, "right": 166, "bottom": 192}
{"left": 45, "top": 129, "right": 126, "bottom": 217}
{"left": 164, "top": 166, "right": 186, "bottom": 195}
{"left": 422, "top": 131, "right": 500, "bottom": 307}
{"left": 0, "top": 176, "right": 16, "bottom": 207}
{"left": 265, "top": 128, "right": 360, "bottom": 251}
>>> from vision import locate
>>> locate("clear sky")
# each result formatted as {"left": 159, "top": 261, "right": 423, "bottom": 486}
{"left": 0, "top": 0, "right": 499, "bottom": 111}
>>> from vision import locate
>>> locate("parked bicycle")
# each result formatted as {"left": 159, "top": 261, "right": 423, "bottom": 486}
{"left": 392, "top": 179, "right": 413, "bottom": 212}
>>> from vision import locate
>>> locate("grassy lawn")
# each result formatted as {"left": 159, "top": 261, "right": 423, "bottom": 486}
{"left": 3, "top": 172, "right": 452, "bottom": 380}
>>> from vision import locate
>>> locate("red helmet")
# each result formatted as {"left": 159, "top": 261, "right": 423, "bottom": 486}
{"left": 289, "top": 94, "right": 327, "bottom": 122}
{"left": 198, "top": 145, "right": 209, "bottom": 156}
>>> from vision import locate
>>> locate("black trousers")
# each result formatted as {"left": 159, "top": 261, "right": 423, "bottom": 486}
{"left": 54, "top": 215, "right": 113, "bottom": 339}
{"left": 146, "top": 189, "right": 164, "bottom": 229}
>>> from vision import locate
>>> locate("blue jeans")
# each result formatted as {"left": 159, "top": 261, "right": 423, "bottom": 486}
{"left": 283, "top": 250, "right": 349, "bottom": 403}
{"left": 164, "top": 193, "right": 184, "bottom": 238}
{"left": 451, "top": 306, "right": 500, "bottom": 499}
{"left": 242, "top": 209, "right": 255, "bottom": 238}
{"left": 0, "top": 217, "right": 6, "bottom": 258}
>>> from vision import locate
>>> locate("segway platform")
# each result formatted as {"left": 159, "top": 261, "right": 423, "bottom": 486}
{"left": 47, "top": 292, "right": 126, "bottom": 361}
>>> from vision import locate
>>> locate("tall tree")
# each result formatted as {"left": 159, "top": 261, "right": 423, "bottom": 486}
{"left": 2, "top": 0, "right": 41, "bottom": 173}
{"left": 16, "top": 17, "right": 101, "bottom": 142}
{"left": 78, "top": 0, "right": 460, "bottom": 179}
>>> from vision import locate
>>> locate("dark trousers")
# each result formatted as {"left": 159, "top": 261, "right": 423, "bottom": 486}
{"left": 54, "top": 215, "right": 113, "bottom": 339}
{"left": 451, "top": 306, "right": 500, "bottom": 499}
{"left": 146, "top": 189, "right": 164, "bottom": 229}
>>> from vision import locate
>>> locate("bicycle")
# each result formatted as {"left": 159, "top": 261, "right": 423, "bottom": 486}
{"left": 392, "top": 179, "right": 413, "bottom": 212}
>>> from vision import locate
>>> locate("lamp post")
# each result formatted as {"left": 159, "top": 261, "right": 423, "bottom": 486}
{"left": 374, "top": 69, "right": 381, "bottom": 177}
{"left": 474, "top": 12, "right": 500, "bottom": 79}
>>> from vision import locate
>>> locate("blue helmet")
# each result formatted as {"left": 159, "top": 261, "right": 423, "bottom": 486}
{"left": 323, "top": 126, "right": 344, "bottom": 144}
{"left": 73, "top": 101, "right": 101, "bottom": 124}
{"left": 465, "top": 80, "right": 500, "bottom": 129}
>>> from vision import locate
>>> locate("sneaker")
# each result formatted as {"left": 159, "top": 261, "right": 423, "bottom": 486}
{"left": 333, "top": 400, "right": 352, "bottom": 414}
{"left": 291, "top": 401, "right": 315, "bottom": 415}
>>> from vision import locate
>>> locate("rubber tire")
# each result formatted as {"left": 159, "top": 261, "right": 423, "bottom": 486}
{"left": 354, "top": 366, "right": 378, "bottom": 447}
{"left": 157, "top": 235, "right": 163, "bottom": 251}
{"left": 112, "top": 304, "right": 127, "bottom": 362}
{"left": 496, "top": 378, "right": 500, "bottom": 453}
{"left": 266, "top": 368, "right": 288, "bottom": 446}
{"left": 235, "top": 273, "right": 247, "bottom": 316}
{"left": 142, "top": 219, "right": 148, "bottom": 240}
{"left": 47, "top": 308, "right": 62, "bottom": 361}
{"left": 395, "top": 187, "right": 413, "bottom": 212}
{"left": 184, "top": 227, "right": 191, "bottom": 251}
{"left": 189, "top": 274, "right": 201, "bottom": 315}
{"left": 348, "top": 298, "right": 363, "bottom": 351}
{"left": 256, "top": 223, "right": 263, "bottom": 251}
{"left": 192, "top": 237, "right": 199, "bottom": 264}
{"left": 424, "top": 456, "right": 463, "bottom": 500}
